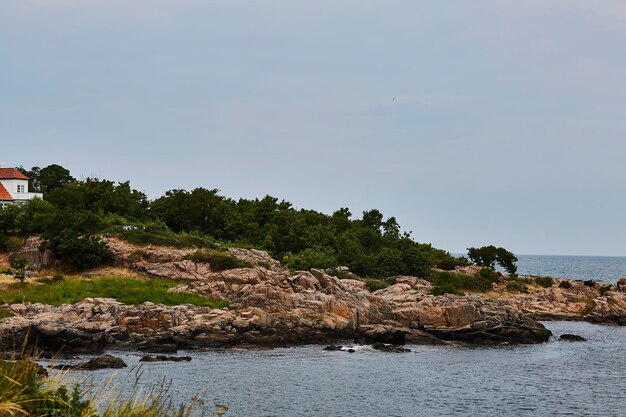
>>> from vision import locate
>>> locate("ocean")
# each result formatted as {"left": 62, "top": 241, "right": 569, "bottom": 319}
{"left": 55, "top": 255, "right": 626, "bottom": 416}
{"left": 514, "top": 254, "right": 626, "bottom": 283}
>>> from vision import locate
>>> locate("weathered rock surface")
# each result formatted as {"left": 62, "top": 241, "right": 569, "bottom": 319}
{"left": 53, "top": 354, "right": 127, "bottom": 371}
{"left": 2, "top": 239, "right": 624, "bottom": 353}
{"left": 139, "top": 355, "right": 192, "bottom": 362}
{"left": 559, "top": 334, "right": 587, "bottom": 342}
{"left": 9, "top": 236, "right": 55, "bottom": 269}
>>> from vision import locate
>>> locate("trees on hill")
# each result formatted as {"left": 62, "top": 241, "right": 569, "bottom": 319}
{"left": 3, "top": 164, "right": 467, "bottom": 276}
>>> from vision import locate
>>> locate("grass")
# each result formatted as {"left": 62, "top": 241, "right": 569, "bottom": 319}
{"left": 184, "top": 250, "right": 252, "bottom": 271}
{"left": 0, "top": 349, "right": 218, "bottom": 416}
{"left": 0, "top": 308, "right": 13, "bottom": 319}
{"left": 0, "top": 275, "right": 228, "bottom": 308}
{"left": 430, "top": 268, "right": 501, "bottom": 296}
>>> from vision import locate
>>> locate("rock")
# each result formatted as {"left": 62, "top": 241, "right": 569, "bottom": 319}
{"left": 560, "top": 334, "right": 587, "bottom": 342}
{"left": 347, "top": 349, "right": 355, "bottom": 353}
{"left": 137, "top": 343, "right": 178, "bottom": 354}
{"left": 9, "top": 236, "right": 55, "bottom": 270}
{"left": 424, "top": 319, "right": 552, "bottom": 345}
{"left": 53, "top": 354, "right": 127, "bottom": 371}
{"left": 361, "top": 325, "right": 406, "bottom": 345}
{"left": 139, "top": 355, "right": 192, "bottom": 362}
{"left": 323, "top": 345, "right": 343, "bottom": 351}
{"left": 371, "top": 342, "right": 411, "bottom": 353}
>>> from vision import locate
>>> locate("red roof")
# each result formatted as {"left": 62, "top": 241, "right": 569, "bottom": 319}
{"left": 0, "top": 168, "right": 29, "bottom": 180}
{"left": 0, "top": 183, "right": 14, "bottom": 201}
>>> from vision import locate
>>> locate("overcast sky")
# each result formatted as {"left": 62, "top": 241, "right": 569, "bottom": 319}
{"left": 1, "top": 1, "right": 625, "bottom": 256}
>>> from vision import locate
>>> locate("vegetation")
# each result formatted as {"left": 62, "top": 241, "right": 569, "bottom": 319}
{"left": 183, "top": 250, "right": 252, "bottom": 271}
{"left": 0, "top": 350, "right": 215, "bottom": 416}
{"left": 467, "top": 246, "right": 518, "bottom": 275}
{"left": 599, "top": 284, "right": 612, "bottom": 296}
{"left": 9, "top": 257, "right": 27, "bottom": 283}
{"left": 1, "top": 164, "right": 468, "bottom": 278}
{"left": 505, "top": 278, "right": 529, "bottom": 293}
{"left": 558, "top": 280, "right": 573, "bottom": 289}
{"left": 429, "top": 268, "right": 501, "bottom": 296}
{"left": 0, "top": 276, "right": 227, "bottom": 308}
{"left": 0, "top": 308, "right": 13, "bottom": 319}
{"left": 534, "top": 276, "right": 554, "bottom": 288}
{"left": 364, "top": 279, "right": 389, "bottom": 292}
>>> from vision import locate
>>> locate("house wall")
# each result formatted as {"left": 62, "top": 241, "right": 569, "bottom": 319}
{"left": 0, "top": 179, "right": 29, "bottom": 195}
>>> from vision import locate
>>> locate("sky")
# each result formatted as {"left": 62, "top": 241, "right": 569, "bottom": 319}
{"left": 1, "top": 1, "right": 625, "bottom": 256}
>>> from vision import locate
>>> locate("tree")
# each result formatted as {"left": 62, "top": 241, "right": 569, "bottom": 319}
{"left": 37, "top": 164, "right": 75, "bottom": 193}
{"left": 467, "top": 245, "right": 518, "bottom": 275}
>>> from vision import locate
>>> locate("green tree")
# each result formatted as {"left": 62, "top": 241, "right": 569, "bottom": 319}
{"left": 37, "top": 164, "right": 75, "bottom": 193}
{"left": 10, "top": 257, "right": 27, "bottom": 283}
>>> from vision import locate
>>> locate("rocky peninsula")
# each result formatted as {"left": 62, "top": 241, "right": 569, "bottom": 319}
{"left": 1, "top": 237, "right": 625, "bottom": 355}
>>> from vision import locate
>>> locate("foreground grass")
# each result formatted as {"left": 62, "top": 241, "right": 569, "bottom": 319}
{"left": 0, "top": 276, "right": 227, "bottom": 308}
{"left": 0, "top": 308, "right": 13, "bottom": 319}
{"left": 0, "top": 351, "right": 216, "bottom": 416}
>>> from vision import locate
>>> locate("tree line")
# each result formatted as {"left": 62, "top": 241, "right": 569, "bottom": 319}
{"left": 0, "top": 164, "right": 510, "bottom": 277}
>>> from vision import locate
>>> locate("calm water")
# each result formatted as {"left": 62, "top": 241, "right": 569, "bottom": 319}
{"left": 515, "top": 255, "right": 626, "bottom": 283}
{"left": 59, "top": 322, "right": 626, "bottom": 417}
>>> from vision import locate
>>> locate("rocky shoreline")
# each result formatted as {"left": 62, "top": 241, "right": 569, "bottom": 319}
{"left": 1, "top": 237, "right": 625, "bottom": 355}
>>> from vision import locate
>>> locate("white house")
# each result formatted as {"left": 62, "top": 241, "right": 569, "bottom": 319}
{"left": 0, "top": 167, "right": 44, "bottom": 209}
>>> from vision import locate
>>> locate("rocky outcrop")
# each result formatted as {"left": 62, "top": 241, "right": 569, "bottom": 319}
{"left": 9, "top": 236, "right": 55, "bottom": 269}
{"left": 2, "top": 239, "right": 623, "bottom": 353}
{"left": 53, "top": 354, "right": 127, "bottom": 370}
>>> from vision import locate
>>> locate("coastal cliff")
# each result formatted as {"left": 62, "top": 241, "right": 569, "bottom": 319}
{"left": 1, "top": 237, "right": 625, "bottom": 354}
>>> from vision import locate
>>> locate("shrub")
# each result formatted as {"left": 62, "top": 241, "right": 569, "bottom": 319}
{"left": 114, "top": 226, "right": 219, "bottom": 249}
{"left": 558, "top": 280, "right": 572, "bottom": 289}
{"left": 535, "top": 276, "right": 554, "bottom": 288}
{"left": 283, "top": 248, "right": 337, "bottom": 271}
{"left": 436, "top": 254, "right": 469, "bottom": 271}
{"left": 10, "top": 257, "right": 27, "bottom": 283}
{"left": 506, "top": 279, "right": 528, "bottom": 293}
{"left": 364, "top": 279, "right": 389, "bottom": 292}
{"left": 184, "top": 250, "right": 252, "bottom": 271}
{"left": 583, "top": 280, "right": 596, "bottom": 287}
{"left": 429, "top": 270, "right": 498, "bottom": 295}
{"left": 326, "top": 267, "right": 353, "bottom": 280}
{"left": 599, "top": 285, "right": 612, "bottom": 296}
{"left": 431, "top": 282, "right": 464, "bottom": 296}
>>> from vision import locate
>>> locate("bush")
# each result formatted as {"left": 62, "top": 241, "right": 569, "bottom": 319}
{"left": 600, "top": 285, "right": 612, "bottom": 296}
{"left": 113, "top": 226, "right": 219, "bottom": 249}
{"left": 558, "top": 280, "right": 572, "bottom": 289}
{"left": 184, "top": 250, "right": 251, "bottom": 271}
{"left": 47, "top": 232, "right": 113, "bottom": 271}
{"left": 283, "top": 248, "right": 337, "bottom": 271}
{"left": 583, "top": 280, "right": 596, "bottom": 287}
{"left": 429, "top": 270, "right": 498, "bottom": 295}
{"left": 364, "top": 279, "right": 389, "bottom": 292}
{"left": 506, "top": 279, "right": 528, "bottom": 293}
{"left": 436, "top": 254, "right": 469, "bottom": 271}
{"left": 326, "top": 267, "right": 353, "bottom": 280}
{"left": 10, "top": 257, "right": 27, "bottom": 283}
{"left": 431, "top": 282, "right": 464, "bottom": 296}
{"left": 535, "top": 276, "right": 554, "bottom": 288}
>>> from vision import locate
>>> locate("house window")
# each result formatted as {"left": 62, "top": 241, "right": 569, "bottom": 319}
{"left": 0, "top": 203, "right": 7, "bottom": 210}
{"left": 17, "top": 185, "right": 25, "bottom": 193}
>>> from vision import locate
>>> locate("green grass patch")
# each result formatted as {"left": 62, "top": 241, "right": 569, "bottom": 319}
{"left": 0, "top": 276, "right": 228, "bottom": 308}
{"left": 184, "top": 249, "right": 252, "bottom": 271}
{"left": 430, "top": 268, "right": 500, "bottom": 296}
{"left": 0, "top": 308, "right": 14, "bottom": 319}
{"left": 364, "top": 279, "right": 389, "bottom": 292}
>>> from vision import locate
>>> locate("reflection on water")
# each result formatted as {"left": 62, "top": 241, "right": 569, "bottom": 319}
{"left": 55, "top": 322, "right": 626, "bottom": 417}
